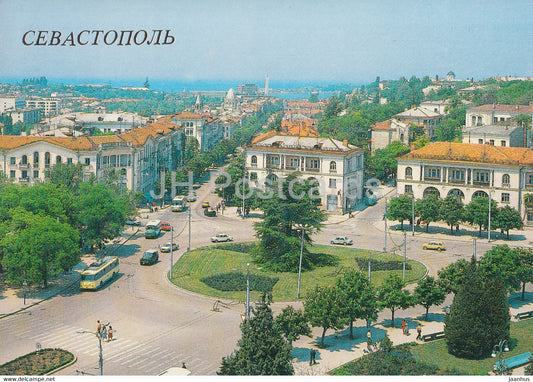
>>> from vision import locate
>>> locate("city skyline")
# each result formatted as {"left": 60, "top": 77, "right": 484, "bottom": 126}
{"left": 0, "top": 0, "right": 532, "bottom": 85}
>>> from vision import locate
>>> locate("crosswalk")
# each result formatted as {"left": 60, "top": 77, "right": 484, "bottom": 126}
{"left": 0, "top": 313, "right": 218, "bottom": 375}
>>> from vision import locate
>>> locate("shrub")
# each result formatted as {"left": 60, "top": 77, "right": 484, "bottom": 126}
{"left": 354, "top": 258, "right": 412, "bottom": 272}
{"left": 0, "top": 348, "right": 73, "bottom": 375}
{"left": 201, "top": 272, "right": 279, "bottom": 292}
{"left": 215, "top": 242, "right": 257, "bottom": 254}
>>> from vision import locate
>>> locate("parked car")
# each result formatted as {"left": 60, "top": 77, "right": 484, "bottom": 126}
{"left": 422, "top": 241, "right": 446, "bottom": 251}
{"left": 204, "top": 208, "right": 216, "bottom": 217}
{"left": 161, "top": 222, "right": 172, "bottom": 231}
{"left": 140, "top": 249, "right": 159, "bottom": 265}
{"left": 330, "top": 236, "right": 353, "bottom": 245}
{"left": 202, "top": 201, "right": 210, "bottom": 208}
{"left": 160, "top": 242, "right": 179, "bottom": 253}
{"left": 125, "top": 217, "right": 141, "bottom": 226}
{"left": 186, "top": 192, "right": 197, "bottom": 202}
{"left": 211, "top": 233, "right": 233, "bottom": 242}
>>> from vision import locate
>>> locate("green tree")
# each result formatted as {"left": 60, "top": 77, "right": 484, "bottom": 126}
{"left": 463, "top": 196, "right": 497, "bottom": 237}
{"left": 437, "top": 259, "right": 470, "bottom": 294}
{"left": 304, "top": 284, "right": 346, "bottom": 347}
{"left": 218, "top": 299, "right": 293, "bottom": 375}
{"left": 1, "top": 213, "right": 80, "bottom": 287}
{"left": 308, "top": 93, "right": 319, "bottom": 103}
{"left": 75, "top": 183, "right": 128, "bottom": 249}
{"left": 336, "top": 269, "right": 379, "bottom": 339}
{"left": 46, "top": 163, "right": 84, "bottom": 192}
{"left": 252, "top": 174, "right": 326, "bottom": 272}
{"left": 444, "top": 259, "right": 510, "bottom": 359}
{"left": 440, "top": 195, "right": 464, "bottom": 234}
{"left": 479, "top": 245, "right": 521, "bottom": 292}
{"left": 274, "top": 305, "right": 312, "bottom": 347}
{"left": 386, "top": 195, "right": 414, "bottom": 230}
{"left": 414, "top": 276, "right": 446, "bottom": 320}
{"left": 414, "top": 195, "right": 441, "bottom": 232}
{"left": 493, "top": 205, "right": 524, "bottom": 239}
{"left": 516, "top": 248, "right": 533, "bottom": 300}
{"left": 365, "top": 141, "right": 410, "bottom": 183}
{"left": 377, "top": 275, "right": 414, "bottom": 327}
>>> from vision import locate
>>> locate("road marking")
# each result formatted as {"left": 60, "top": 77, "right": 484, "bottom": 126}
{"left": 105, "top": 342, "right": 145, "bottom": 362}
{"left": 29, "top": 325, "right": 81, "bottom": 341}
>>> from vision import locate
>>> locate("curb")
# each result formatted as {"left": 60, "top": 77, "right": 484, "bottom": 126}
{"left": 47, "top": 354, "right": 77, "bottom": 375}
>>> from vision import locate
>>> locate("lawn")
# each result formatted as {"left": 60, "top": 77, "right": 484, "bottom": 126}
{"left": 410, "top": 319, "right": 533, "bottom": 375}
{"left": 169, "top": 242, "right": 426, "bottom": 302}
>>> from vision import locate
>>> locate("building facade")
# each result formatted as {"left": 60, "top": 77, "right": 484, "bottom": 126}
{"left": 370, "top": 118, "right": 411, "bottom": 152}
{"left": 466, "top": 104, "right": 533, "bottom": 127}
{"left": 0, "top": 97, "right": 25, "bottom": 113}
{"left": 25, "top": 97, "right": 61, "bottom": 117}
{"left": 394, "top": 107, "right": 442, "bottom": 139}
{"left": 245, "top": 131, "right": 364, "bottom": 213}
{"left": 170, "top": 112, "right": 222, "bottom": 151}
{"left": 396, "top": 142, "right": 533, "bottom": 224}
{"left": 462, "top": 124, "right": 528, "bottom": 148}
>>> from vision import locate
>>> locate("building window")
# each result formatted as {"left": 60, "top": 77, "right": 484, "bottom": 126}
{"left": 266, "top": 155, "right": 279, "bottom": 167}
{"left": 329, "top": 161, "right": 337, "bottom": 173}
{"left": 501, "top": 141, "right": 506, "bottom": 147}
{"left": 405, "top": 167, "right": 412, "bottom": 179}
{"left": 33, "top": 170, "right": 39, "bottom": 178}
{"left": 489, "top": 140, "right": 495, "bottom": 145}
{"left": 450, "top": 169, "right": 465, "bottom": 182}
{"left": 473, "top": 171, "right": 489, "bottom": 183}
{"left": 306, "top": 158, "right": 319, "bottom": 171}
{"left": 21, "top": 155, "right": 28, "bottom": 164}
{"left": 502, "top": 174, "right": 510, "bottom": 187}
{"left": 329, "top": 178, "right": 336, "bottom": 188}
{"left": 10, "top": 157, "right": 16, "bottom": 165}
{"left": 56, "top": 156, "right": 62, "bottom": 164}
{"left": 478, "top": 139, "right": 484, "bottom": 144}
{"left": 34, "top": 151, "right": 39, "bottom": 164}
{"left": 251, "top": 155, "right": 257, "bottom": 167}
{"left": 45, "top": 152, "right": 51, "bottom": 166}
{"left": 10, "top": 170, "right": 15, "bottom": 178}
{"left": 501, "top": 193, "right": 510, "bottom": 203}
{"left": 250, "top": 172, "right": 257, "bottom": 181}
{"left": 67, "top": 158, "right": 73, "bottom": 164}
{"left": 85, "top": 158, "right": 91, "bottom": 165}
{"left": 405, "top": 185, "right": 413, "bottom": 195}
{"left": 287, "top": 157, "right": 299, "bottom": 169}
{"left": 528, "top": 212, "right": 533, "bottom": 222}
{"left": 424, "top": 167, "right": 440, "bottom": 180}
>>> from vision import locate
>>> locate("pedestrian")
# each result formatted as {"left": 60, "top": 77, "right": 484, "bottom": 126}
{"left": 401, "top": 319, "right": 407, "bottom": 335}
{"left": 366, "top": 329, "right": 372, "bottom": 344}
{"left": 416, "top": 324, "right": 422, "bottom": 340}
{"left": 182, "top": 362, "right": 187, "bottom": 369}
{"left": 309, "top": 348, "right": 317, "bottom": 365}
{"left": 237, "top": 207, "right": 241, "bottom": 216}
{"left": 102, "top": 325, "right": 108, "bottom": 342}
{"left": 107, "top": 325, "right": 113, "bottom": 341}
{"left": 416, "top": 218, "right": 421, "bottom": 226}
{"left": 97, "top": 320, "right": 102, "bottom": 335}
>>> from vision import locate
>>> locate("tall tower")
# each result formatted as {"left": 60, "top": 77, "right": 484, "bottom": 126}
{"left": 264, "top": 73, "right": 269, "bottom": 96}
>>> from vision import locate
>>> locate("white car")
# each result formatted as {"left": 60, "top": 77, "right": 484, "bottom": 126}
{"left": 125, "top": 217, "right": 141, "bottom": 226}
{"left": 330, "top": 236, "right": 353, "bottom": 245}
{"left": 211, "top": 233, "right": 233, "bottom": 243}
{"left": 160, "top": 242, "right": 179, "bottom": 253}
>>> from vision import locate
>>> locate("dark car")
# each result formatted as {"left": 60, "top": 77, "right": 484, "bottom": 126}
{"left": 204, "top": 208, "right": 216, "bottom": 217}
{"left": 140, "top": 249, "right": 159, "bottom": 265}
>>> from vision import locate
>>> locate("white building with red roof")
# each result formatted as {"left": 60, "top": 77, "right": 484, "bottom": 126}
{"left": 246, "top": 129, "right": 364, "bottom": 213}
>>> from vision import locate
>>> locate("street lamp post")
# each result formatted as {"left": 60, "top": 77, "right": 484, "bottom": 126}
{"left": 242, "top": 171, "right": 246, "bottom": 220}
{"left": 297, "top": 227, "right": 305, "bottom": 300}
{"left": 76, "top": 330, "right": 103, "bottom": 375}
{"left": 488, "top": 189, "right": 492, "bottom": 242}
{"left": 403, "top": 230, "right": 407, "bottom": 281}
{"left": 367, "top": 251, "right": 371, "bottom": 283}
{"left": 23, "top": 280, "right": 28, "bottom": 305}
{"left": 411, "top": 194, "right": 415, "bottom": 236}
{"left": 170, "top": 226, "right": 174, "bottom": 279}
{"left": 384, "top": 197, "right": 388, "bottom": 252}
{"left": 187, "top": 196, "right": 191, "bottom": 252}
{"left": 246, "top": 263, "right": 250, "bottom": 319}
{"left": 491, "top": 339, "right": 510, "bottom": 375}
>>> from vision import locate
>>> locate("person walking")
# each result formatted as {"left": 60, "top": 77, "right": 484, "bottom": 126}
{"left": 416, "top": 324, "right": 422, "bottom": 340}
{"left": 97, "top": 320, "right": 102, "bottom": 335}
{"left": 366, "top": 329, "right": 372, "bottom": 344}
{"left": 309, "top": 349, "right": 317, "bottom": 366}
{"left": 107, "top": 325, "right": 113, "bottom": 341}
{"left": 102, "top": 325, "right": 108, "bottom": 342}
{"left": 401, "top": 319, "right": 407, "bottom": 335}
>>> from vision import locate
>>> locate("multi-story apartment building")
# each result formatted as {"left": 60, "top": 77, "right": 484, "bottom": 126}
{"left": 394, "top": 106, "right": 442, "bottom": 139}
{"left": 245, "top": 129, "right": 364, "bottom": 213}
{"left": 0, "top": 97, "right": 26, "bottom": 113}
{"left": 3, "top": 108, "right": 42, "bottom": 125}
{"left": 370, "top": 118, "right": 411, "bottom": 152}
{"left": 466, "top": 104, "right": 533, "bottom": 127}
{"left": 462, "top": 124, "right": 529, "bottom": 148}
{"left": 396, "top": 142, "right": 533, "bottom": 224}
{"left": 0, "top": 117, "right": 184, "bottom": 195}
{"left": 25, "top": 97, "right": 61, "bottom": 117}
{"left": 171, "top": 112, "right": 222, "bottom": 151}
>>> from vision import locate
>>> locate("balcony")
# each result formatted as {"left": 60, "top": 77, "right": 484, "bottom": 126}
{"left": 18, "top": 163, "right": 30, "bottom": 169}
{"left": 473, "top": 180, "right": 490, "bottom": 186}
{"left": 423, "top": 176, "right": 441, "bottom": 183}
{"left": 502, "top": 183, "right": 510, "bottom": 188}
{"left": 33, "top": 163, "right": 39, "bottom": 168}
{"left": 305, "top": 167, "right": 320, "bottom": 173}
{"left": 18, "top": 177, "right": 30, "bottom": 182}
{"left": 285, "top": 166, "right": 298, "bottom": 171}
{"left": 448, "top": 178, "right": 465, "bottom": 184}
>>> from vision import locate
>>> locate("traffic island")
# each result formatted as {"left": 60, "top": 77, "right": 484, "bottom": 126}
{"left": 0, "top": 348, "right": 75, "bottom": 375}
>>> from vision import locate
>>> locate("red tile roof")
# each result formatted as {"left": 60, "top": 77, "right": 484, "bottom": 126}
{"left": 399, "top": 142, "right": 533, "bottom": 166}
{"left": 469, "top": 104, "right": 533, "bottom": 113}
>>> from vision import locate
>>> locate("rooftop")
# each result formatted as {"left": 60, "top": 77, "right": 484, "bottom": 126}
{"left": 462, "top": 124, "right": 522, "bottom": 136}
{"left": 468, "top": 104, "right": 533, "bottom": 113}
{"left": 398, "top": 142, "right": 533, "bottom": 166}
{"left": 394, "top": 106, "right": 442, "bottom": 119}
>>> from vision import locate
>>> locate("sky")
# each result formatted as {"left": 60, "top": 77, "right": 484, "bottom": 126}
{"left": 0, "top": 0, "right": 532, "bottom": 86}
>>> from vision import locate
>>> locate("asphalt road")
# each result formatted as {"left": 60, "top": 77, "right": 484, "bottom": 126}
{"left": 0, "top": 183, "right": 522, "bottom": 375}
